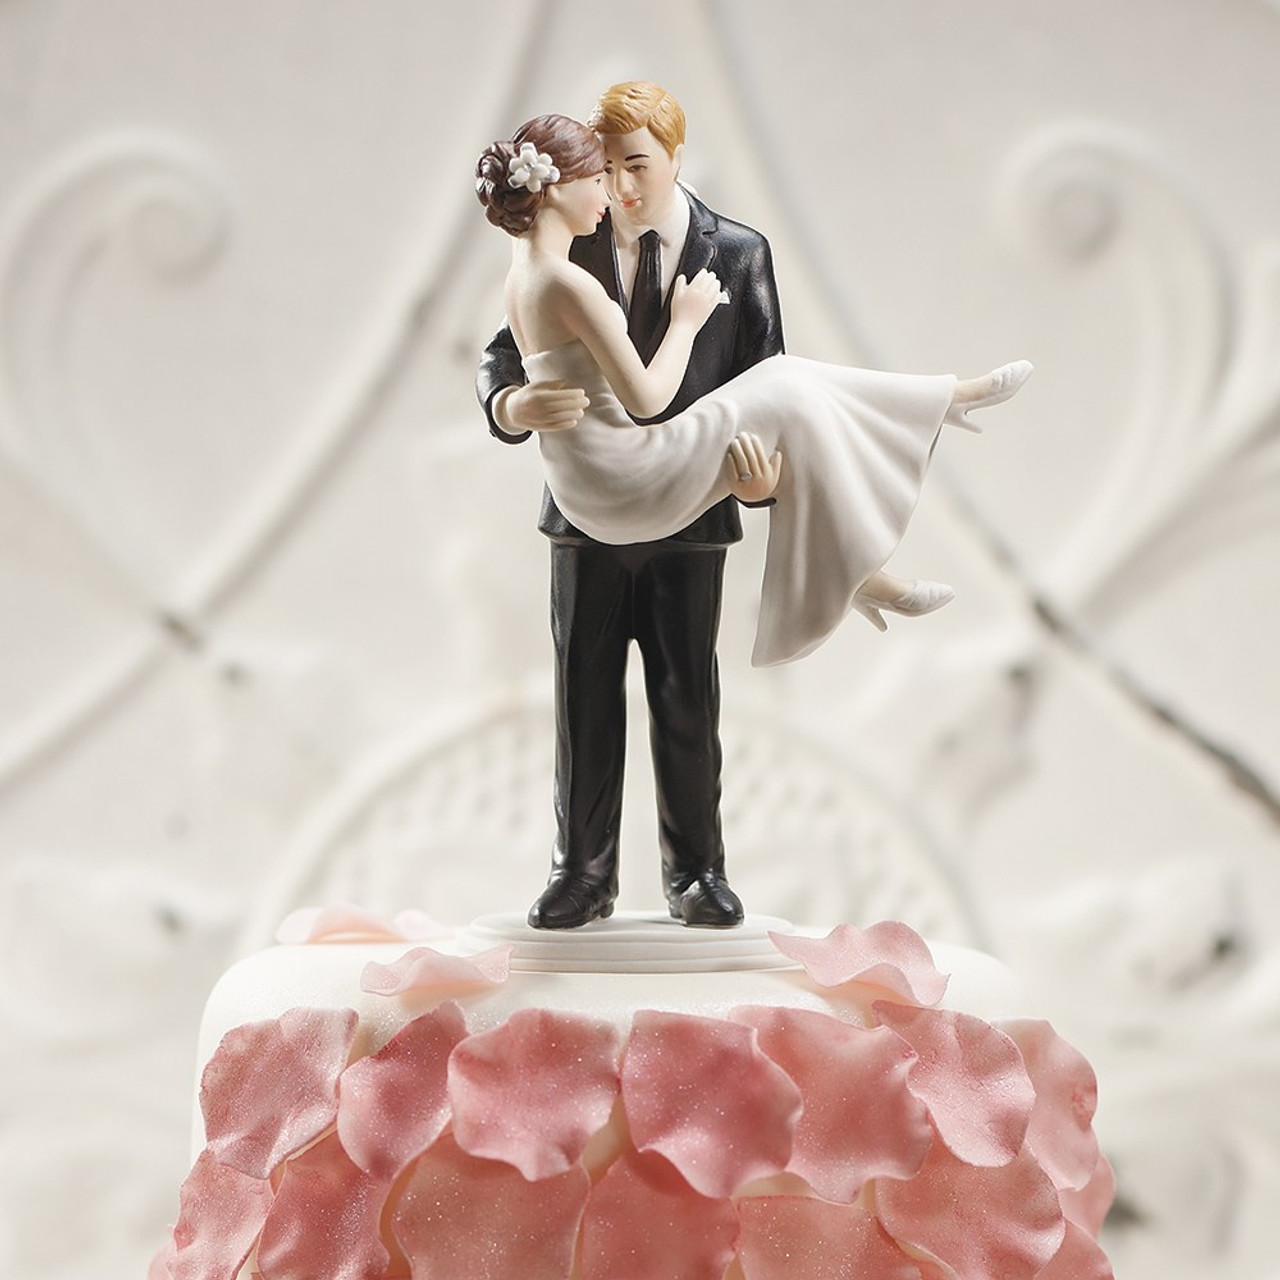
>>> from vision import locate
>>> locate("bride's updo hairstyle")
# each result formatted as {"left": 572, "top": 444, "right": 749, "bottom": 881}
{"left": 476, "top": 114, "right": 606, "bottom": 236}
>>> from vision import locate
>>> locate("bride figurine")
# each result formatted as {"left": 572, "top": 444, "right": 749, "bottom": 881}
{"left": 476, "top": 113, "right": 1030, "bottom": 668}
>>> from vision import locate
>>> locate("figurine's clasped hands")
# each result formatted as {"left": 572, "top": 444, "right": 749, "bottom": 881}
{"left": 725, "top": 432, "right": 783, "bottom": 502}
{"left": 670, "top": 268, "right": 724, "bottom": 332}
{"left": 499, "top": 380, "right": 589, "bottom": 434}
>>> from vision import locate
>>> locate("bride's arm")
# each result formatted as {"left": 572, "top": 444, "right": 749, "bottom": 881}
{"left": 546, "top": 264, "right": 722, "bottom": 421}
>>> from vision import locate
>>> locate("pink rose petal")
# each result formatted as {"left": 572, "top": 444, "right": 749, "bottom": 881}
{"left": 159, "top": 1148, "right": 274, "bottom": 1280}
{"left": 1035, "top": 1220, "right": 1115, "bottom": 1279}
{"left": 360, "top": 944, "right": 512, "bottom": 996}
{"left": 876, "top": 1139, "right": 1066, "bottom": 1280}
{"left": 1000, "top": 1018, "right": 1101, "bottom": 1191}
{"left": 736, "top": 1196, "right": 923, "bottom": 1280}
{"left": 391, "top": 1132, "right": 589, "bottom": 1279}
{"left": 337, "top": 1002, "right": 468, "bottom": 1180}
{"left": 1059, "top": 1152, "right": 1116, "bottom": 1238}
{"left": 201, "top": 1007, "right": 357, "bottom": 1179}
{"left": 276, "top": 904, "right": 446, "bottom": 945}
{"left": 255, "top": 1131, "right": 392, "bottom": 1280}
{"left": 580, "top": 1150, "right": 739, "bottom": 1280}
{"left": 448, "top": 1008, "right": 622, "bottom": 1180}
{"left": 148, "top": 1237, "right": 177, "bottom": 1280}
{"left": 874, "top": 1002, "right": 1034, "bottom": 1167}
{"left": 770, "top": 922, "right": 949, "bottom": 1006}
{"left": 734, "top": 1006, "right": 933, "bottom": 1202}
{"left": 622, "top": 1010, "right": 801, "bottom": 1199}
{"left": 911, "top": 1264, "right": 953, "bottom": 1280}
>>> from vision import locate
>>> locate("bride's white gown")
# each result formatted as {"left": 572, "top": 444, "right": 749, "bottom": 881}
{"left": 527, "top": 340, "right": 955, "bottom": 668}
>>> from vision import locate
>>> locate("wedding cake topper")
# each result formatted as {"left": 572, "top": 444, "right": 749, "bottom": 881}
{"left": 476, "top": 83, "right": 1031, "bottom": 932}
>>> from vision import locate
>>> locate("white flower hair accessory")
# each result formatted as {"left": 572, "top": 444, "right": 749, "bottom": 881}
{"left": 507, "top": 142, "right": 560, "bottom": 193}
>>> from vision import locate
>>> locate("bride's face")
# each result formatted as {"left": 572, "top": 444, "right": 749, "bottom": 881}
{"left": 549, "top": 171, "right": 611, "bottom": 237}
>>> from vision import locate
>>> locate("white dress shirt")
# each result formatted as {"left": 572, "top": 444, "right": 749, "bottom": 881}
{"left": 611, "top": 186, "right": 693, "bottom": 310}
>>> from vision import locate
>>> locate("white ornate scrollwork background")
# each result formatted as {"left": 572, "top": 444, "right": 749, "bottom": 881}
{"left": 1, "top": 2, "right": 1277, "bottom": 1277}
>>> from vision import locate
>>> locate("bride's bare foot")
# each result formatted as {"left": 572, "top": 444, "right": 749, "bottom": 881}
{"left": 944, "top": 360, "right": 1033, "bottom": 431}
{"left": 853, "top": 572, "right": 955, "bottom": 632}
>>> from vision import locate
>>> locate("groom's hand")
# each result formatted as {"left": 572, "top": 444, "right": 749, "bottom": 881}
{"left": 725, "top": 432, "right": 783, "bottom": 503}
{"left": 496, "top": 380, "right": 589, "bottom": 435}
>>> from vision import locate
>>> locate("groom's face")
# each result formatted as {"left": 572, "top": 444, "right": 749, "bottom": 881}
{"left": 600, "top": 126, "right": 683, "bottom": 230}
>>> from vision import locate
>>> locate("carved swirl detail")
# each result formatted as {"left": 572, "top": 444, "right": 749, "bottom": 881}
{"left": 1004, "top": 146, "right": 1124, "bottom": 266}
{"left": 0, "top": 133, "right": 230, "bottom": 589}
{"left": 999, "top": 124, "right": 1280, "bottom": 622}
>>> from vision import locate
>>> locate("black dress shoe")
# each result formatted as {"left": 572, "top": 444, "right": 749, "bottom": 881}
{"left": 668, "top": 871, "right": 744, "bottom": 928}
{"left": 527, "top": 875, "right": 616, "bottom": 930}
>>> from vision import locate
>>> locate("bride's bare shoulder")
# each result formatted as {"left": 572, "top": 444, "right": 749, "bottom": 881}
{"left": 539, "top": 256, "right": 611, "bottom": 302}
{"left": 509, "top": 256, "right": 599, "bottom": 311}
{"left": 510, "top": 257, "right": 621, "bottom": 350}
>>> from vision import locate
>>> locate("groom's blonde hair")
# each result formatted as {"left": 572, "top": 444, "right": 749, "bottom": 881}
{"left": 587, "top": 81, "right": 686, "bottom": 158}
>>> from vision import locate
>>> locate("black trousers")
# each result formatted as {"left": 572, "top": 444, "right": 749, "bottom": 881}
{"left": 548, "top": 539, "right": 728, "bottom": 899}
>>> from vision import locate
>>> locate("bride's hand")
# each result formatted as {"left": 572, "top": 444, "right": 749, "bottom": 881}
{"left": 669, "top": 268, "right": 724, "bottom": 331}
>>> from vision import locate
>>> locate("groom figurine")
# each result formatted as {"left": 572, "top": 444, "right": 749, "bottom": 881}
{"left": 477, "top": 81, "right": 784, "bottom": 929}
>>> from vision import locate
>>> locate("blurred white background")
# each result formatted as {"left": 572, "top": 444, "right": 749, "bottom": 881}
{"left": 2, "top": 1, "right": 1278, "bottom": 1276}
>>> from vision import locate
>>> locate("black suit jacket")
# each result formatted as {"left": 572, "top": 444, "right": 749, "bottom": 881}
{"left": 476, "top": 192, "right": 785, "bottom": 545}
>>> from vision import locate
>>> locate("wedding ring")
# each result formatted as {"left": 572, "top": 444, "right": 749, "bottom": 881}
{"left": 738, "top": 471, "right": 752, "bottom": 482}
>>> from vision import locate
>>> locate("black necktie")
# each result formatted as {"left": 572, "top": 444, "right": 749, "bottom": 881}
{"left": 627, "top": 229, "right": 663, "bottom": 363}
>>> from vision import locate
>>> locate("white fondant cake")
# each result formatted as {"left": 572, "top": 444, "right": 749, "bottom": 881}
{"left": 154, "top": 911, "right": 1115, "bottom": 1280}
{"left": 196, "top": 913, "right": 1031, "bottom": 1068}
